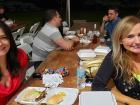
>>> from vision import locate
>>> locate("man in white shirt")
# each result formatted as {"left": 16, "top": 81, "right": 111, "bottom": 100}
{"left": 32, "top": 9, "right": 79, "bottom": 69}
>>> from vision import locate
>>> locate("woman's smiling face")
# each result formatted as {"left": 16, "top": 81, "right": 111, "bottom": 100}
{"left": 0, "top": 28, "right": 10, "bottom": 57}
{"left": 122, "top": 23, "right": 140, "bottom": 54}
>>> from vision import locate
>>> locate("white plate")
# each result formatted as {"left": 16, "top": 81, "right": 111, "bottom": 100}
{"left": 77, "top": 49, "right": 96, "bottom": 60}
{"left": 79, "top": 91, "right": 117, "bottom": 105}
{"left": 94, "top": 45, "right": 111, "bottom": 54}
{"left": 80, "top": 39, "right": 91, "bottom": 45}
{"left": 66, "top": 31, "right": 76, "bottom": 35}
{"left": 48, "top": 87, "right": 79, "bottom": 105}
{"left": 15, "top": 87, "right": 79, "bottom": 105}
{"left": 65, "top": 35, "right": 76, "bottom": 39}
{"left": 15, "top": 87, "right": 46, "bottom": 105}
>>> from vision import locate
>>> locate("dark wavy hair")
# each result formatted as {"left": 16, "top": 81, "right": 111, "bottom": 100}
{"left": 45, "top": 9, "right": 58, "bottom": 22}
{"left": 0, "top": 22, "right": 20, "bottom": 76}
{"left": 109, "top": 6, "right": 119, "bottom": 14}
{"left": 41, "top": 9, "right": 58, "bottom": 26}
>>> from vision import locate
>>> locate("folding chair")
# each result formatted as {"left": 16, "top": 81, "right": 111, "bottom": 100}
{"left": 29, "top": 22, "right": 40, "bottom": 34}
{"left": 18, "top": 43, "right": 32, "bottom": 59}
{"left": 20, "top": 36, "right": 33, "bottom": 45}
{"left": 17, "top": 27, "right": 26, "bottom": 39}
{"left": 12, "top": 31, "right": 19, "bottom": 40}
{"left": 25, "top": 66, "right": 35, "bottom": 80}
{"left": 23, "top": 22, "right": 40, "bottom": 38}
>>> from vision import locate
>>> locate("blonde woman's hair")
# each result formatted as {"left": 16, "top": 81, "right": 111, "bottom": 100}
{"left": 112, "top": 16, "right": 140, "bottom": 84}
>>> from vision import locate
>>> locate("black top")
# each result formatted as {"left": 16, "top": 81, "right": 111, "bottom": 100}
{"left": 92, "top": 51, "right": 140, "bottom": 100}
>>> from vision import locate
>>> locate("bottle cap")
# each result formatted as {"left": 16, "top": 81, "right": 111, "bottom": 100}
{"left": 94, "top": 24, "right": 97, "bottom": 29}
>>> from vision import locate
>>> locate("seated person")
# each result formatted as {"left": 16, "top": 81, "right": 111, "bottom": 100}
{"left": 0, "top": 6, "right": 8, "bottom": 22}
{"left": 92, "top": 16, "right": 140, "bottom": 105}
{"left": 0, "top": 21, "right": 28, "bottom": 105}
{"left": 32, "top": 9, "right": 79, "bottom": 69}
{"left": 100, "top": 7, "right": 121, "bottom": 40}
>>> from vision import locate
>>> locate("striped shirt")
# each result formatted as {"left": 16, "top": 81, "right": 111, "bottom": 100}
{"left": 32, "top": 23, "right": 62, "bottom": 61}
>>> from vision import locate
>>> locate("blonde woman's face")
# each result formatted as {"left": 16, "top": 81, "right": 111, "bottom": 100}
{"left": 122, "top": 23, "right": 140, "bottom": 54}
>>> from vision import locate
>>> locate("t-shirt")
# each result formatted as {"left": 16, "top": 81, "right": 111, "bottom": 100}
{"left": 32, "top": 23, "right": 62, "bottom": 62}
{"left": 92, "top": 51, "right": 140, "bottom": 100}
{"left": 0, "top": 48, "right": 28, "bottom": 105}
{"left": 104, "top": 17, "right": 121, "bottom": 39}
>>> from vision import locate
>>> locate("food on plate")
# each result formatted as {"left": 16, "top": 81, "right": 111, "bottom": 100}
{"left": 35, "top": 89, "right": 47, "bottom": 101}
{"left": 86, "top": 66, "right": 99, "bottom": 77}
{"left": 47, "top": 92, "right": 66, "bottom": 104}
{"left": 82, "top": 59, "right": 103, "bottom": 68}
{"left": 20, "top": 89, "right": 42, "bottom": 101}
{"left": 81, "top": 55, "right": 105, "bottom": 77}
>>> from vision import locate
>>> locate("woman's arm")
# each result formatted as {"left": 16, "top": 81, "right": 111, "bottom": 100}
{"left": 111, "top": 87, "right": 140, "bottom": 105}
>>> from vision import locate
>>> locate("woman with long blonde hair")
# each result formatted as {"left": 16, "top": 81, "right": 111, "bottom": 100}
{"left": 92, "top": 16, "right": 140, "bottom": 105}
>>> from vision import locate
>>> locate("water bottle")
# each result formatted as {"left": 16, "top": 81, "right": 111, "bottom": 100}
{"left": 92, "top": 25, "right": 98, "bottom": 44}
{"left": 77, "top": 61, "right": 86, "bottom": 89}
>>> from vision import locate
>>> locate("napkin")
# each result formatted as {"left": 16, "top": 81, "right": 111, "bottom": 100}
{"left": 42, "top": 74, "right": 63, "bottom": 88}
{"left": 94, "top": 45, "right": 111, "bottom": 54}
{"left": 79, "top": 91, "right": 117, "bottom": 105}
{"left": 65, "top": 31, "right": 76, "bottom": 35}
{"left": 80, "top": 39, "right": 91, "bottom": 44}
{"left": 77, "top": 49, "right": 96, "bottom": 58}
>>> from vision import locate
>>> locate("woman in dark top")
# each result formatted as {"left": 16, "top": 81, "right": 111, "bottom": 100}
{"left": 92, "top": 16, "right": 140, "bottom": 105}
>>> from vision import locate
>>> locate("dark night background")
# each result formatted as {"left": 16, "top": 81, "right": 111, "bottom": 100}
{"left": 0, "top": 0, "right": 140, "bottom": 17}
{"left": 1, "top": 0, "right": 140, "bottom": 9}
{"left": 0, "top": 0, "right": 140, "bottom": 28}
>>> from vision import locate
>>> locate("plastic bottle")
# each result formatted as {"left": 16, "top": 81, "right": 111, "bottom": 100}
{"left": 92, "top": 24, "right": 98, "bottom": 43}
{"left": 77, "top": 61, "right": 86, "bottom": 89}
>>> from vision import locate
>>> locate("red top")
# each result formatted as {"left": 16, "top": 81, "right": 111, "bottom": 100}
{"left": 0, "top": 48, "right": 28, "bottom": 105}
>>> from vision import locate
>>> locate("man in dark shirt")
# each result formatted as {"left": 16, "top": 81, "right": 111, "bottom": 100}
{"left": 100, "top": 7, "right": 121, "bottom": 39}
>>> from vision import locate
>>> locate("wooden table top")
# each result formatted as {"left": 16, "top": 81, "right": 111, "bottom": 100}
{"left": 7, "top": 42, "right": 124, "bottom": 105}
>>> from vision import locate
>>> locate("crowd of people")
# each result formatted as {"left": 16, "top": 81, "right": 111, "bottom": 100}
{"left": 0, "top": 4, "right": 140, "bottom": 105}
